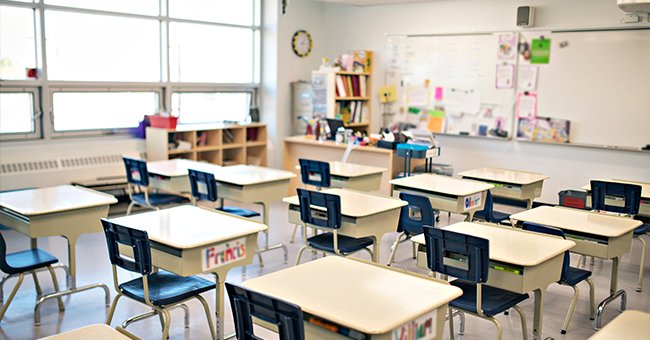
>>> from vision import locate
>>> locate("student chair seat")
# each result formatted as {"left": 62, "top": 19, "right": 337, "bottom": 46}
{"left": 523, "top": 222, "right": 595, "bottom": 334}
{"left": 225, "top": 282, "right": 305, "bottom": 340}
{"left": 122, "top": 157, "right": 189, "bottom": 215}
{"left": 472, "top": 190, "right": 510, "bottom": 224}
{"left": 290, "top": 159, "right": 332, "bottom": 243}
{"left": 0, "top": 233, "right": 65, "bottom": 324}
{"left": 422, "top": 226, "right": 529, "bottom": 340}
{"left": 591, "top": 180, "right": 648, "bottom": 292}
{"left": 101, "top": 220, "right": 216, "bottom": 339}
{"left": 294, "top": 188, "right": 374, "bottom": 265}
{"left": 188, "top": 169, "right": 260, "bottom": 218}
{"left": 386, "top": 192, "right": 435, "bottom": 266}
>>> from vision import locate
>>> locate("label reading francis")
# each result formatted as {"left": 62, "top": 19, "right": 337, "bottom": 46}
{"left": 463, "top": 193, "right": 482, "bottom": 211}
{"left": 202, "top": 237, "right": 246, "bottom": 271}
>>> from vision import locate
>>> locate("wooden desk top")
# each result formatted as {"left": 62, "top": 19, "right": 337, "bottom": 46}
{"left": 242, "top": 257, "right": 462, "bottom": 334}
{"left": 510, "top": 206, "right": 641, "bottom": 238}
{"left": 108, "top": 205, "right": 267, "bottom": 249}
{"left": 412, "top": 222, "right": 575, "bottom": 267}
{"left": 582, "top": 179, "right": 650, "bottom": 198}
{"left": 282, "top": 188, "right": 406, "bottom": 218}
{"left": 0, "top": 185, "right": 117, "bottom": 216}
{"left": 147, "top": 159, "right": 222, "bottom": 177}
{"left": 458, "top": 167, "right": 549, "bottom": 185}
{"left": 213, "top": 165, "right": 296, "bottom": 185}
{"left": 284, "top": 135, "right": 394, "bottom": 154}
{"left": 588, "top": 310, "right": 650, "bottom": 340}
{"left": 390, "top": 174, "right": 494, "bottom": 196}
{"left": 40, "top": 324, "right": 131, "bottom": 339}
{"left": 329, "top": 161, "right": 387, "bottom": 177}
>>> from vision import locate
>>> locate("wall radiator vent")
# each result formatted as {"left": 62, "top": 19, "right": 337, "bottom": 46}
{"left": 0, "top": 152, "right": 146, "bottom": 176}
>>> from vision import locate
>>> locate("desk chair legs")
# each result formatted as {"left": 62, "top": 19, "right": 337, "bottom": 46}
{"left": 448, "top": 306, "right": 527, "bottom": 340}
{"left": 561, "top": 278, "right": 595, "bottom": 334}
{"left": 0, "top": 266, "right": 66, "bottom": 324}
{"left": 635, "top": 235, "right": 646, "bottom": 292}
{"left": 386, "top": 232, "right": 405, "bottom": 266}
{"left": 0, "top": 273, "right": 24, "bottom": 322}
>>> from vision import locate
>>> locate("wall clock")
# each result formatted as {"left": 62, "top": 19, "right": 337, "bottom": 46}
{"left": 292, "top": 30, "right": 312, "bottom": 57}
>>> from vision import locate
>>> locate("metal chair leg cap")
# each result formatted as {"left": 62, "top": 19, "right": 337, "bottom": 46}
{"left": 561, "top": 330, "right": 567, "bottom": 334}
{"left": 635, "top": 288, "right": 642, "bottom": 292}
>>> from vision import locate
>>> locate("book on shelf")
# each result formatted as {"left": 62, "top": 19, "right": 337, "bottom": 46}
{"left": 335, "top": 75, "right": 347, "bottom": 97}
{"left": 359, "top": 75, "right": 366, "bottom": 97}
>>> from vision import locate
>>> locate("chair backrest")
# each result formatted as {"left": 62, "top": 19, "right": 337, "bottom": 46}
{"left": 123, "top": 157, "right": 150, "bottom": 187}
{"left": 0, "top": 233, "right": 13, "bottom": 274}
{"left": 522, "top": 222, "right": 570, "bottom": 280}
{"left": 590, "top": 180, "right": 641, "bottom": 215}
{"left": 101, "top": 219, "right": 152, "bottom": 275}
{"left": 422, "top": 226, "right": 489, "bottom": 283}
{"left": 298, "top": 159, "right": 331, "bottom": 188}
{"left": 296, "top": 188, "right": 341, "bottom": 230}
{"left": 477, "top": 190, "right": 496, "bottom": 222}
{"left": 397, "top": 192, "right": 435, "bottom": 236}
{"left": 188, "top": 169, "right": 218, "bottom": 202}
{"left": 225, "top": 282, "right": 305, "bottom": 340}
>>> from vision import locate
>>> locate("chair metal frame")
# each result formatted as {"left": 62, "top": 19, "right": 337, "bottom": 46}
{"left": 290, "top": 159, "right": 332, "bottom": 244}
{"left": 386, "top": 192, "right": 435, "bottom": 266}
{"left": 122, "top": 157, "right": 187, "bottom": 215}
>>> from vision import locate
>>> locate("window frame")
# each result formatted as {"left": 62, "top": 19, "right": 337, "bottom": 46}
{"left": 170, "top": 88, "right": 254, "bottom": 125}
{"left": 0, "top": 87, "right": 42, "bottom": 141}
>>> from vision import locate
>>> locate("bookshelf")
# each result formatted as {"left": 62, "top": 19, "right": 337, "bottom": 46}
{"left": 312, "top": 51, "right": 372, "bottom": 131}
{"left": 146, "top": 123, "right": 267, "bottom": 166}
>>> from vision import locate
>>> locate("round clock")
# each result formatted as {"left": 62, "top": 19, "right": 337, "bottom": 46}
{"left": 292, "top": 30, "right": 312, "bottom": 57}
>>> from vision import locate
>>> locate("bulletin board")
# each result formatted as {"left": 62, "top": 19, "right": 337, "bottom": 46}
{"left": 385, "top": 33, "right": 518, "bottom": 139}
{"left": 516, "top": 28, "right": 650, "bottom": 150}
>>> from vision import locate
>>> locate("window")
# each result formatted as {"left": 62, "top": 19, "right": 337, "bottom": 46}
{"left": 168, "top": 0, "right": 257, "bottom": 26}
{"left": 172, "top": 92, "right": 250, "bottom": 124}
{"left": 45, "top": 0, "right": 159, "bottom": 16}
{"left": 0, "top": 92, "right": 36, "bottom": 134}
{"left": 52, "top": 92, "right": 159, "bottom": 132}
{"left": 0, "top": 6, "right": 37, "bottom": 80}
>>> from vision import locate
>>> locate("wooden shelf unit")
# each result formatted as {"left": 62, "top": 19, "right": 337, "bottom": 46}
{"left": 146, "top": 123, "right": 267, "bottom": 166}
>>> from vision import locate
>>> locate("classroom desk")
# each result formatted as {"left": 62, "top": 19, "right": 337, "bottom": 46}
{"left": 588, "top": 310, "right": 650, "bottom": 340}
{"left": 108, "top": 205, "right": 267, "bottom": 340}
{"left": 297, "top": 161, "right": 386, "bottom": 192}
{"left": 41, "top": 324, "right": 134, "bottom": 339}
{"left": 510, "top": 206, "right": 642, "bottom": 329}
{"left": 242, "top": 256, "right": 463, "bottom": 340}
{"left": 582, "top": 179, "right": 650, "bottom": 216}
{"left": 282, "top": 188, "right": 407, "bottom": 262}
{"left": 412, "top": 222, "right": 574, "bottom": 340}
{"left": 390, "top": 174, "right": 494, "bottom": 221}
{"left": 0, "top": 185, "right": 117, "bottom": 325}
{"left": 147, "top": 159, "right": 296, "bottom": 264}
{"left": 458, "top": 167, "right": 549, "bottom": 208}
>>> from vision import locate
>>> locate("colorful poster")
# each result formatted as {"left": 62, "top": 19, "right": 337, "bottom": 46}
{"left": 497, "top": 33, "right": 517, "bottom": 60}
{"left": 515, "top": 92, "right": 537, "bottom": 119}
{"left": 531, "top": 38, "right": 551, "bottom": 64}
{"left": 495, "top": 63, "right": 515, "bottom": 89}
{"left": 426, "top": 110, "right": 445, "bottom": 133}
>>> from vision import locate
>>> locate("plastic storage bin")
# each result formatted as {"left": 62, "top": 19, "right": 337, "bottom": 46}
{"left": 558, "top": 190, "right": 588, "bottom": 209}
{"left": 148, "top": 115, "right": 178, "bottom": 129}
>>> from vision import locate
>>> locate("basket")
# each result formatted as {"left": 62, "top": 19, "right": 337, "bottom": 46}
{"left": 148, "top": 115, "right": 178, "bottom": 129}
{"left": 558, "top": 190, "right": 587, "bottom": 209}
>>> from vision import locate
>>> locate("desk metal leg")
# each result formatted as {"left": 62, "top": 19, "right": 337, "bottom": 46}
{"left": 527, "top": 199, "right": 533, "bottom": 209}
{"left": 213, "top": 273, "right": 237, "bottom": 340}
{"left": 594, "top": 257, "right": 627, "bottom": 330}
{"left": 254, "top": 202, "right": 288, "bottom": 266}
{"left": 533, "top": 288, "right": 546, "bottom": 340}
{"left": 34, "top": 236, "right": 110, "bottom": 325}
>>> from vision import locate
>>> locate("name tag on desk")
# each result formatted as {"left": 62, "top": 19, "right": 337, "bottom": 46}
{"left": 202, "top": 237, "right": 246, "bottom": 271}
{"left": 463, "top": 193, "right": 482, "bottom": 211}
{"left": 393, "top": 309, "right": 437, "bottom": 340}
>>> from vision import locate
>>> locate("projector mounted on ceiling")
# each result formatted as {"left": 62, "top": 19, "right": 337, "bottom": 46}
{"left": 617, "top": 0, "right": 650, "bottom": 13}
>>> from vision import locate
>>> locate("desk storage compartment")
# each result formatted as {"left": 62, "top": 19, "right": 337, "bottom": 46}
{"left": 559, "top": 190, "right": 587, "bottom": 209}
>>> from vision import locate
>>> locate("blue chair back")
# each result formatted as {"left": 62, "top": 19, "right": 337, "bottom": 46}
{"left": 478, "top": 190, "right": 496, "bottom": 221}
{"left": 590, "top": 180, "right": 641, "bottom": 215}
{"left": 422, "top": 226, "right": 489, "bottom": 283}
{"left": 188, "top": 169, "right": 218, "bottom": 202}
{"left": 101, "top": 219, "right": 152, "bottom": 276}
{"left": 123, "top": 157, "right": 150, "bottom": 187}
{"left": 225, "top": 282, "right": 305, "bottom": 340}
{"left": 298, "top": 159, "right": 331, "bottom": 188}
{"left": 522, "top": 222, "right": 570, "bottom": 280}
{"left": 398, "top": 192, "right": 435, "bottom": 236}
{"left": 0, "top": 233, "right": 12, "bottom": 274}
{"left": 296, "top": 188, "right": 341, "bottom": 230}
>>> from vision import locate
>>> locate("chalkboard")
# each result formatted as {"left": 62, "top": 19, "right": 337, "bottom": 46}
{"left": 385, "top": 33, "right": 517, "bottom": 139}
{"left": 517, "top": 28, "right": 650, "bottom": 150}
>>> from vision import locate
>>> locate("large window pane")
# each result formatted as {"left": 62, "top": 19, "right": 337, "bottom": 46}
{"left": 45, "top": 0, "right": 159, "bottom": 16}
{"left": 169, "top": 0, "right": 253, "bottom": 26}
{"left": 0, "top": 93, "right": 34, "bottom": 134}
{"left": 172, "top": 92, "right": 250, "bottom": 124}
{"left": 170, "top": 22, "right": 253, "bottom": 83}
{"left": 52, "top": 92, "right": 158, "bottom": 131}
{"left": 46, "top": 11, "right": 160, "bottom": 81}
{"left": 0, "top": 6, "right": 36, "bottom": 80}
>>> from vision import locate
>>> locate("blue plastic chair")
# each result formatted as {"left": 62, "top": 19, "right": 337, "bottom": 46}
{"left": 386, "top": 192, "right": 435, "bottom": 266}
{"left": 590, "top": 180, "right": 648, "bottom": 292}
{"left": 291, "top": 159, "right": 333, "bottom": 243}
{"left": 225, "top": 282, "right": 305, "bottom": 340}
{"left": 122, "top": 157, "right": 189, "bottom": 215}
{"left": 472, "top": 191, "right": 510, "bottom": 224}
{"left": 188, "top": 169, "right": 260, "bottom": 218}
{"left": 523, "top": 222, "right": 595, "bottom": 334}
{"left": 422, "top": 226, "right": 529, "bottom": 340}
{"left": 101, "top": 219, "right": 216, "bottom": 339}
{"left": 294, "top": 188, "right": 374, "bottom": 264}
{"left": 0, "top": 233, "right": 65, "bottom": 323}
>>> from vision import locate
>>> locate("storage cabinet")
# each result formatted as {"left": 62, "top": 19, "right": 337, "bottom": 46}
{"left": 146, "top": 123, "right": 267, "bottom": 166}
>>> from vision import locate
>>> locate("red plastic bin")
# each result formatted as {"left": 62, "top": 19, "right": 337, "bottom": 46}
{"left": 558, "top": 190, "right": 587, "bottom": 209}
{"left": 148, "top": 115, "right": 178, "bottom": 129}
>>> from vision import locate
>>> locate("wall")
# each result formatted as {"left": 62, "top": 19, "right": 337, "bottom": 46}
{"left": 318, "top": 0, "right": 650, "bottom": 202}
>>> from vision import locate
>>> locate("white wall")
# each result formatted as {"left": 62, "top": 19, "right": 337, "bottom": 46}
{"left": 315, "top": 0, "right": 650, "bottom": 202}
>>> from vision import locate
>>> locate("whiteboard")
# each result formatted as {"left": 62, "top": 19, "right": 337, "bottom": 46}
{"left": 385, "top": 33, "right": 516, "bottom": 139}
{"left": 519, "top": 28, "right": 650, "bottom": 149}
